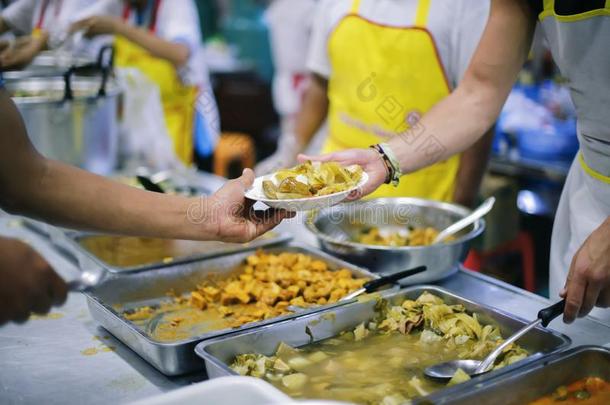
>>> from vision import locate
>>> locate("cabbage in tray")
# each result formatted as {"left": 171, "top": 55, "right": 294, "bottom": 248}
{"left": 262, "top": 161, "right": 363, "bottom": 200}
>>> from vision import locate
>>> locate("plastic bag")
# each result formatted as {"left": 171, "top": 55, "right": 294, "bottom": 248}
{"left": 115, "top": 68, "right": 183, "bottom": 171}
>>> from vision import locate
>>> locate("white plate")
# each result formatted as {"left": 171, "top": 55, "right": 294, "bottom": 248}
{"left": 245, "top": 172, "right": 369, "bottom": 212}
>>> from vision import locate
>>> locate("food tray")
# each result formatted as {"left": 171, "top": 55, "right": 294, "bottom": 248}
{"left": 85, "top": 243, "right": 378, "bottom": 375}
{"left": 195, "top": 286, "right": 570, "bottom": 400}
{"left": 64, "top": 231, "right": 292, "bottom": 274}
{"left": 431, "top": 346, "right": 610, "bottom": 405}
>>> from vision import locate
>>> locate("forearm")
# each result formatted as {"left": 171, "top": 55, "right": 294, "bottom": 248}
{"left": 116, "top": 23, "right": 189, "bottom": 68}
{"left": 20, "top": 160, "right": 209, "bottom": 240}
{"left": 0, "top": 90, "right": 212, "bottom": 240}
{"left": 294, "top": 74, "right": 329, "bottom": 147}
{"left": 452, "top": 127, "right": 495, "bottom": 207}
{"left": 388, "top": 0, "right": 535, "bottom": 175}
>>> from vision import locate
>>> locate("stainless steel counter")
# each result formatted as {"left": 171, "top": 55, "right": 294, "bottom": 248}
{"left": 1, "top": 214, "right": 609, "bottom": 405}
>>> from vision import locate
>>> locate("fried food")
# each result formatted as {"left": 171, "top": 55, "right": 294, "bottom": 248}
{"left": 356, "top": 226, "right": 451, "bottom": 247}
{"left": 262, "top": 161, "right": 363, "bottom": 200}
{"left": 122, "top": 250, "right": 368, "bottom": 342}
{"left": 231, "top": 292, "right": 528, "bottom": 404}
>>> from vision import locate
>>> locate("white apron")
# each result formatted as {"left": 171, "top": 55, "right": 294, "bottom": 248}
{"left": 541, "top": 2, "right": 610, "bottom": 324}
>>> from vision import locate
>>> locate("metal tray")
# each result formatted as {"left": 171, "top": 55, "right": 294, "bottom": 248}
{"left": 195, "top": 286, "right": 571, "bottom": 400}
{"left": 64, "top": 231, "right": 292, "bottom": 274}
{"left": 431, "top": 346, "right": 610, "bottom": 405}
{"left": 85, "top": 243, "right": 378, "bottom": 375}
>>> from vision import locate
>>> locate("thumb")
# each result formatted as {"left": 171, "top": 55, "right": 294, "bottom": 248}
{"left": 297, "top": 153, "right": 335, "bottom": 163}
{"left": 238, "top": 168, "right": 255, "bottom": 189}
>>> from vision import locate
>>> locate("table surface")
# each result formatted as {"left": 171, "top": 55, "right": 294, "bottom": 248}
{"left": 1, "top": 215, "right": 609, "bottom": 405}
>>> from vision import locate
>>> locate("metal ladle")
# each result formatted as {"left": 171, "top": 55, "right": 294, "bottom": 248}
{"left": 424, "top": 300, "right": 566, "bottom": 380}
{"left": 433, "top": 197, "right": 496, "bottom": 244}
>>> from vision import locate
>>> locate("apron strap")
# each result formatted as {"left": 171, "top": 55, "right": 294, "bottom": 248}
{"left": 350, "top": 0, "right": 361, "bottom": 14}
{"left": 415, "top": 0, "right": 432, "bottom": 28}
{"left": 35, "top": 0, "right": 50, "bottom": 29}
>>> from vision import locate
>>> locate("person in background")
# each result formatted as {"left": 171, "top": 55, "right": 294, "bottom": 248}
{"left": 302, "top": 0, "right": 610, "bottom": 325}
{"left": 71, "top": 0, "right": 220, "bottom": 167}
{"left": 0, "top": 0, "right": 101, "bottom": 70}
{"left": 0, "top": 71, "right": 291, "bottom": 325}
{"left": 259, "top": 0, "right": 493, "bottom": 207}
{"left": 255, "top": 0, "right": 318, "bottom": 175}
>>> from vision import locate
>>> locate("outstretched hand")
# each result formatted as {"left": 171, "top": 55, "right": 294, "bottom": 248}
{"left": 298, "top": 148, "right": 388, "bottom": 200}
{"left": 196, "top": 169, "right": 295, "bottom": 243}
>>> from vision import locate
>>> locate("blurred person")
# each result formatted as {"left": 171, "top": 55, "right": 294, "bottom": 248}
{"left": 255, "top": 0, "right": 318, "bottom": 175}
{"left": 0, "top": 0, "right": 102, "bottom": 70}
{"left": 302, "top": 0, "right": 610, "bottom": 324}
{"left": 0, "top": 71, "right": 291, "bottom": 325}
{"left": 72, "top": 0, "right": 220, "bottom": 167}
{"left": 258, "top": 0, "right": 493, "bottom": 207}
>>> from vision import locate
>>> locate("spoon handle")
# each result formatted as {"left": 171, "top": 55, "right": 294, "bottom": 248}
{"left": 475, "top": 318, "right": 542, "bottom": 374}
{"left": 538, "top": 300, "right": 566, "bottom": 327}
{"left": 475, "top": 300, "right": 566, "bottom": 374}
{"left": 362, "top": 266, "right": 427, "bottom": 291}
{"left": 434, "top": 197, "right": 495, "bottom": 244}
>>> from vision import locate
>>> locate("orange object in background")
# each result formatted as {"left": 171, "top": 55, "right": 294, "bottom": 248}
{"left": 213, "top": 133, "right": 256, "bottom": 179}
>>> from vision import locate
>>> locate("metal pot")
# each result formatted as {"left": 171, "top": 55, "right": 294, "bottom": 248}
{"left": 306, "top": 198, "right": 485, "bottom": 283}
{"left": 6, "top": 65, "right": 121, "bottom": 175}
{"left": 2, "top": 51, "right": 95, "bottom": 80}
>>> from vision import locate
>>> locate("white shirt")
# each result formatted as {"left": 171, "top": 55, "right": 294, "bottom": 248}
{"left": 84, "top": 0, "right": 204, "bottom": 87}
{"left": 307, "top": 0, "right": 490, "bottom": 89}
{"left": 2, "top": 0, "right": 98, "bottom": 35}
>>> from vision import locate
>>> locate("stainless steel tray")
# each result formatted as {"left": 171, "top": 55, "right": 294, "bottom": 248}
{"left": 431, "top": 346, "right": 610, "bottom": 405}
{"left": 64, "top": 231, "right": 292, "bottom": 274}
{"left": 85, "top": 243, "right": 378, "bottom": 375}
{"left": 195, "top": 286, "right": 571, "bottom": 399}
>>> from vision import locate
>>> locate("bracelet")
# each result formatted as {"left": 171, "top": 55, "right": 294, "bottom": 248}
{"left": 370, "top": 143, "right": 402, "bottom": 187}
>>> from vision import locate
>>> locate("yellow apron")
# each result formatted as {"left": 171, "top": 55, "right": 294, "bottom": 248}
{"left": 324, "top": 0, "right": 460, "bottom": 201}
{"left": 114, "top": 3, "right": 197, "bottom": 165}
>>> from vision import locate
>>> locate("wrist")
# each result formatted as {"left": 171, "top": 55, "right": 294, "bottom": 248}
{"left": 183, "top": 196, "right": 221, "bottom": 241}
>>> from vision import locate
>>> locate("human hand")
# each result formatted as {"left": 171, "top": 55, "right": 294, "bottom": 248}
{"left": 0, "top": 237, "right": 68, "bottom": 325}
{"left": 0, "top": 35, "right": 46, "bottom": 70}
{"left": 561, "top": 217, "right": 610, "bottom": 323}
{"left": 197, "top": 169, "right": 295, "bottom": 243}
{"left": 70, "top": 16, "right": 123, "bottom": 37}
{"left": 298, "top": 148, "right": 389, "bottom": 200}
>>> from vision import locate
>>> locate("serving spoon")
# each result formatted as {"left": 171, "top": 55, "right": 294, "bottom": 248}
{"left": 433, "top": 197, "right": 496, "bottom": 244}
{"left": 424, "top": 299, "right": 566, "bottom": 380}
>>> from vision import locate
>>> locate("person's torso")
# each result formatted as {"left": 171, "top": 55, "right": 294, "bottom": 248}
{"left": 535, "top": 0, "right": 610, "bottom": 176}
{"left": 31, "top": 0, "right": 97, "bottom": 32}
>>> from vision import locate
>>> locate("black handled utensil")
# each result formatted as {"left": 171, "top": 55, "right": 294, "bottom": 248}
{"left": 137, "top": 175, "right": 166, "bottom": 194}
{"left": 340, "top": 265, "right": 427, "bottom": 302}
{"left": 424, "top": 299, "right": 566, "bottom": 380}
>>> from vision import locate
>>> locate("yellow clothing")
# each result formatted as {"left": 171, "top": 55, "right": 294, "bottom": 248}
{"left": 323, "top": 0, "right": 460, "bottom": 201}
{"left": 114, "top": 30, "right": 197, "bottom": 165}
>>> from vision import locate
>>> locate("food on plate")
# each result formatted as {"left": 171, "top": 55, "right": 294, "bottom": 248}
{"left": 231, "top": 292, "right": 528, "bottom": 404}
{"left": 122, "top": 250, "right": 368, "bottom": 342}
{"left": 262, "top": 161, "right": 363, "bottom": 200}
{"left": 529, "top": 377, "right": 610, "bottom": 405}
{"left": 356, "top": 226, "right": 452, "bottom": 247}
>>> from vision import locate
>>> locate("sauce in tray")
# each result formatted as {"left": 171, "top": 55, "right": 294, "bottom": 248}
{"left": 231, "top": 292, "right": 529, "bottom": 405}
{"left": 529, "top": 377, "right": 610, "bottom": 405}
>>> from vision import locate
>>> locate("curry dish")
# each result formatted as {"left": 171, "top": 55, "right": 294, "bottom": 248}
{"left": 262, "top": 161, "right": 363, "bottom": 200}
{"left": 356, "top": 226, "right": 451, "bottom": 247}
{"left": 529, "top": 377, "right": 610, "bottom": 405}
{"left": 122, "top": 250, "right": 368, "bottom": 342}
{"left": 231, "top": 292, "right": 528, "bottom": 405}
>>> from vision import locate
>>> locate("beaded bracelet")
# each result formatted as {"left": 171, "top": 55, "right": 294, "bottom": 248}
{"left": 370, "top": 143, "right": 402, "bottom": 187}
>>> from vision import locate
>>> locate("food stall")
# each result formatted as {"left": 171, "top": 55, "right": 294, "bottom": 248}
{"left": 1, "top": 1, "right": 610, "bottom": 405}
{"left": 1, "top": 202, "right": 610, "bottom": 404}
